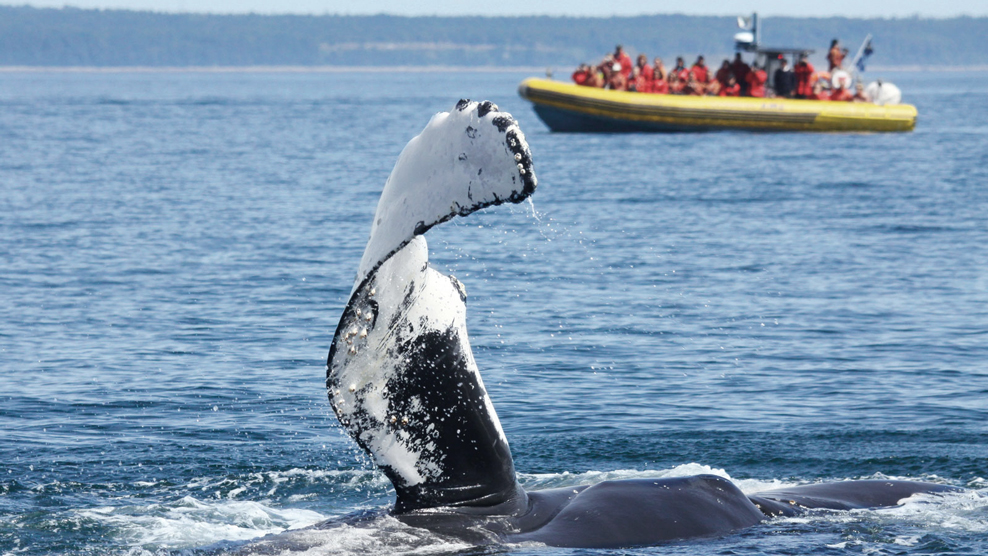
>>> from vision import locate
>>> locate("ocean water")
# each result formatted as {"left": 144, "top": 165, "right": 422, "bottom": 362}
{"left": 1, "top": 69, "right": 986, "bottom": 555}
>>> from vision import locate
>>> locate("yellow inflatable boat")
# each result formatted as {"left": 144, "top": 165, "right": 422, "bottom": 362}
{"left": 518, "top": 78, "right": 916, "bottom": 133}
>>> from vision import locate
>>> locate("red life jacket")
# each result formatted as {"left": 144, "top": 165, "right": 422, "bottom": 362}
{"left": 746, "top": 69, "right": 767, "bottom": 97}
{"left": 715, "top": 67, "right": 732, "bottom": 87}
{"left": 634, "top": 74, "right": 650, "bottom": 93}
{"left": 732, "top": 61, "right": 750, "bottom": 84}
{"left": 830, "top": 87, "right": 853, "bottom": 101}
{"left": 651, "top": 78, "right": 669, "bottom": 94}
{"left": 795, "top": 62, "right": 815, "bottom": 97}
{"left": 718, "top": 83, "right": 740, "bottom": 97}
{"left": 617, "top": 53, "right": 634, "bottom": 78}
{"left": 690, "top": 64, "right": 710, "bottom": 83}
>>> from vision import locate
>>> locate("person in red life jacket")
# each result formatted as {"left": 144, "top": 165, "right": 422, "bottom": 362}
{"left": 731, "top": 53, "right": 751, "bottom": 96}
{"left": 614, "top": 45, "right": 634, "bottom": 80}
{"left": 668, "top": 73, "right": 684, "bottom": 94}
{"left": 808, "top": 81, "right": 829, "bottom": 100}
{"left": 745, "top": 63, "right": 767, "bottom": 97}
{"left": 668, "top": 71, "right": 684, "bottom": 94}
{"left": 794, "top": 53, "right": 815, "bottom": 98}
{"left": 829, "top": 85, "right": 853, "bottom": 101}
{"left": 715, "top": 60, "right": 732, "bottom": 89}
{"left": 852, "top": 82, "right": 871, "bottom": 102}
{"left": 634, "top": 54, "right": 654, "bottom": 93}
{"left": 572, "top": 64, "right": 592, "bottom": 86}
{"left": 718, "top": 75, "right": 741, "bottom": 97}
{"left": 690, "top": 55, "right": 711, "bottom": 90}
{"left": 650, "top": 58, "right": 670, "bottom": 94}
{"left": 672, "top": 58, "right": 689, "bottom": 80}
{"left": 827, "top": 39, "right": 847, "bottom": 72}
{"left": 684, "top": 73, "right": 706, "bottom": 96}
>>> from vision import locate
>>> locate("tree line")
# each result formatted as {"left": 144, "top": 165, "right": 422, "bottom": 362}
{"left": 0, "top": 6, "right": 985, "bottom": 68}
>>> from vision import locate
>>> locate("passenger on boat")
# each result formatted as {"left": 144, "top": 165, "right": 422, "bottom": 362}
{"left": 795, "top": 53, "right": 816, "bottom": 99}
{"left": 587, "top": 64, "right": 606, "bottom": 88}
{"left": 773, "top": 57, "right": 796, "bottom": 98}
{"left": 651, "top": 58, "right": 670, "bottom": 94}
{"left": 634, "top": 54, "right": 654, "bottom": 92}
{"left": 714, "top": 60, "right": 732, "bottom": 90}
{"left": 745, "top": 63, "right": 767, "bottom": 98}
{"left": 652, "top": 57, "right": 667, "bottom": 82}
{"left": 829, "top": 85, "right": 853, "bottom": 102}
{"left": 731, "top": 53, "right": 751, "bottom": 96}
{"left": 690, "top": 56, "right": 711, "bottom": 91}
{"left": 684, "top": 72, "right": 705, "bottom": 96}
{"left": 614, "top": 45, "right": 634, "bottom": 79}
{"left": 852, "top": 82, "right": 871, "bottom": 102}
{"left": 571, "top": 64, "right": 593, "bottom": 86}
{"left": 808, "top": 81, "right": 829, "bottom": 100}
{"left": 669, "top": 57, "right": 688, "bottom": 94}
{"left": 606, "top": 62, "right": 628, "bottom": 91}
{"left": 827, "top": 39, "right": 847, "bottom": 72}
{"left": 718, "top": 75, "right": 741, "bottom": 97}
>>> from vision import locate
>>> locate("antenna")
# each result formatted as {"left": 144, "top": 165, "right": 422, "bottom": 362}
{"left": 734, "top": 12, "right": 759, "bottom": 52}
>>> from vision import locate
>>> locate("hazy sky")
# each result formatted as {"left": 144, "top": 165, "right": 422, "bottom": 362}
{"left": 5, "top": 0, "right": 987, "bottom": 18}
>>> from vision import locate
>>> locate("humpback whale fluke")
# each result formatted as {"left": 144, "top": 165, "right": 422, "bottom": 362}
{"left": 329, "top": 100, "right": 533, "bottom": 513}
{"left": 321, "top": 99, "right": 963, "bottom": 549}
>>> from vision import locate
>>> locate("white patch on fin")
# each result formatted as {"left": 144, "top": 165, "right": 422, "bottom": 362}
{"left": 354, "top": 100, "right": 536, "bottom": 289}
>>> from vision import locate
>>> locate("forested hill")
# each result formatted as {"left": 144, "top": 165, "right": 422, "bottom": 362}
{"left": 1, "top": 6, "right": 985, "bottom": 68}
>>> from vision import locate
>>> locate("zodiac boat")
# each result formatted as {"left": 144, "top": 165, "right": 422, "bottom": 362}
{"left": 518, "top": 77, "right": 917, "bottom": 133}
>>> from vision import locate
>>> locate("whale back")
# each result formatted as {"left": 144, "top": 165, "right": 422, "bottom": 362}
{"left": 328, "top": 101, "right": 536, "bottom": 513}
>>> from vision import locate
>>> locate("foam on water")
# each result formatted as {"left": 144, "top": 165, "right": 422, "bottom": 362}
{"left": 76, "top": 496, "right": 325, "bottom": 551}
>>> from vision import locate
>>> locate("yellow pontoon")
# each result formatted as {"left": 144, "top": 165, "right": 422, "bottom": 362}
{"left": 518, "top": 78, "right": 916, "bottom": 133}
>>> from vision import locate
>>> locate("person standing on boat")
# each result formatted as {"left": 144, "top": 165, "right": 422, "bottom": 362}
{"left": 614, "top": 45, "right": 634, "bottom": 80}
{"left": 827, "top": 39, "right": 847, "bottom": 72}
{"left": 773, "top": 57, "right": 796, "bottom": 98}
{"left": 795, "top": 53, "right": 815, "bottom": 99}
{"left": 731, "top": 53, "right": 751, "bottom": 96}
{"left": 745, "top": 63, "right": 768, "bottom": 97}
{"left": 715, "top": 60, "right": 732, "bottom": 90}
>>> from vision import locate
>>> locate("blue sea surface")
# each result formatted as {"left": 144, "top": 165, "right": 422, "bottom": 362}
{"left": 1, "top": 69, "right": 986, "bottom": 555}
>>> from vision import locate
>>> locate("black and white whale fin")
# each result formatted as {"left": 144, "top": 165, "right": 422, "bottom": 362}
{"left": 328, "top": 100, "right": 536, "bottom": 513}
{"left": 353, "top": 100, "right": 536, "bottom": 288}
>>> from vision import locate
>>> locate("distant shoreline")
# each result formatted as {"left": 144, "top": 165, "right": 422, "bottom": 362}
{"left": 1, "top": 65, "right": 987, "bottom": 74}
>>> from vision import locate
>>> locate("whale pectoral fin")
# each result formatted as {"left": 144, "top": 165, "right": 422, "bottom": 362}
{"left": 508, "top": 475, "right": 765, "bottom": 548}
{"left": 328, "top": 237, "right": 518, "bottom": 513}
{"left": 751, "top": 480, "right": 962, "bottom": 513}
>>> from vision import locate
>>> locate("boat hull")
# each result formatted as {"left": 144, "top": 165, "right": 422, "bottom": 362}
{"left": 518, "top": 78, "right": 916, "bottom": 133}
